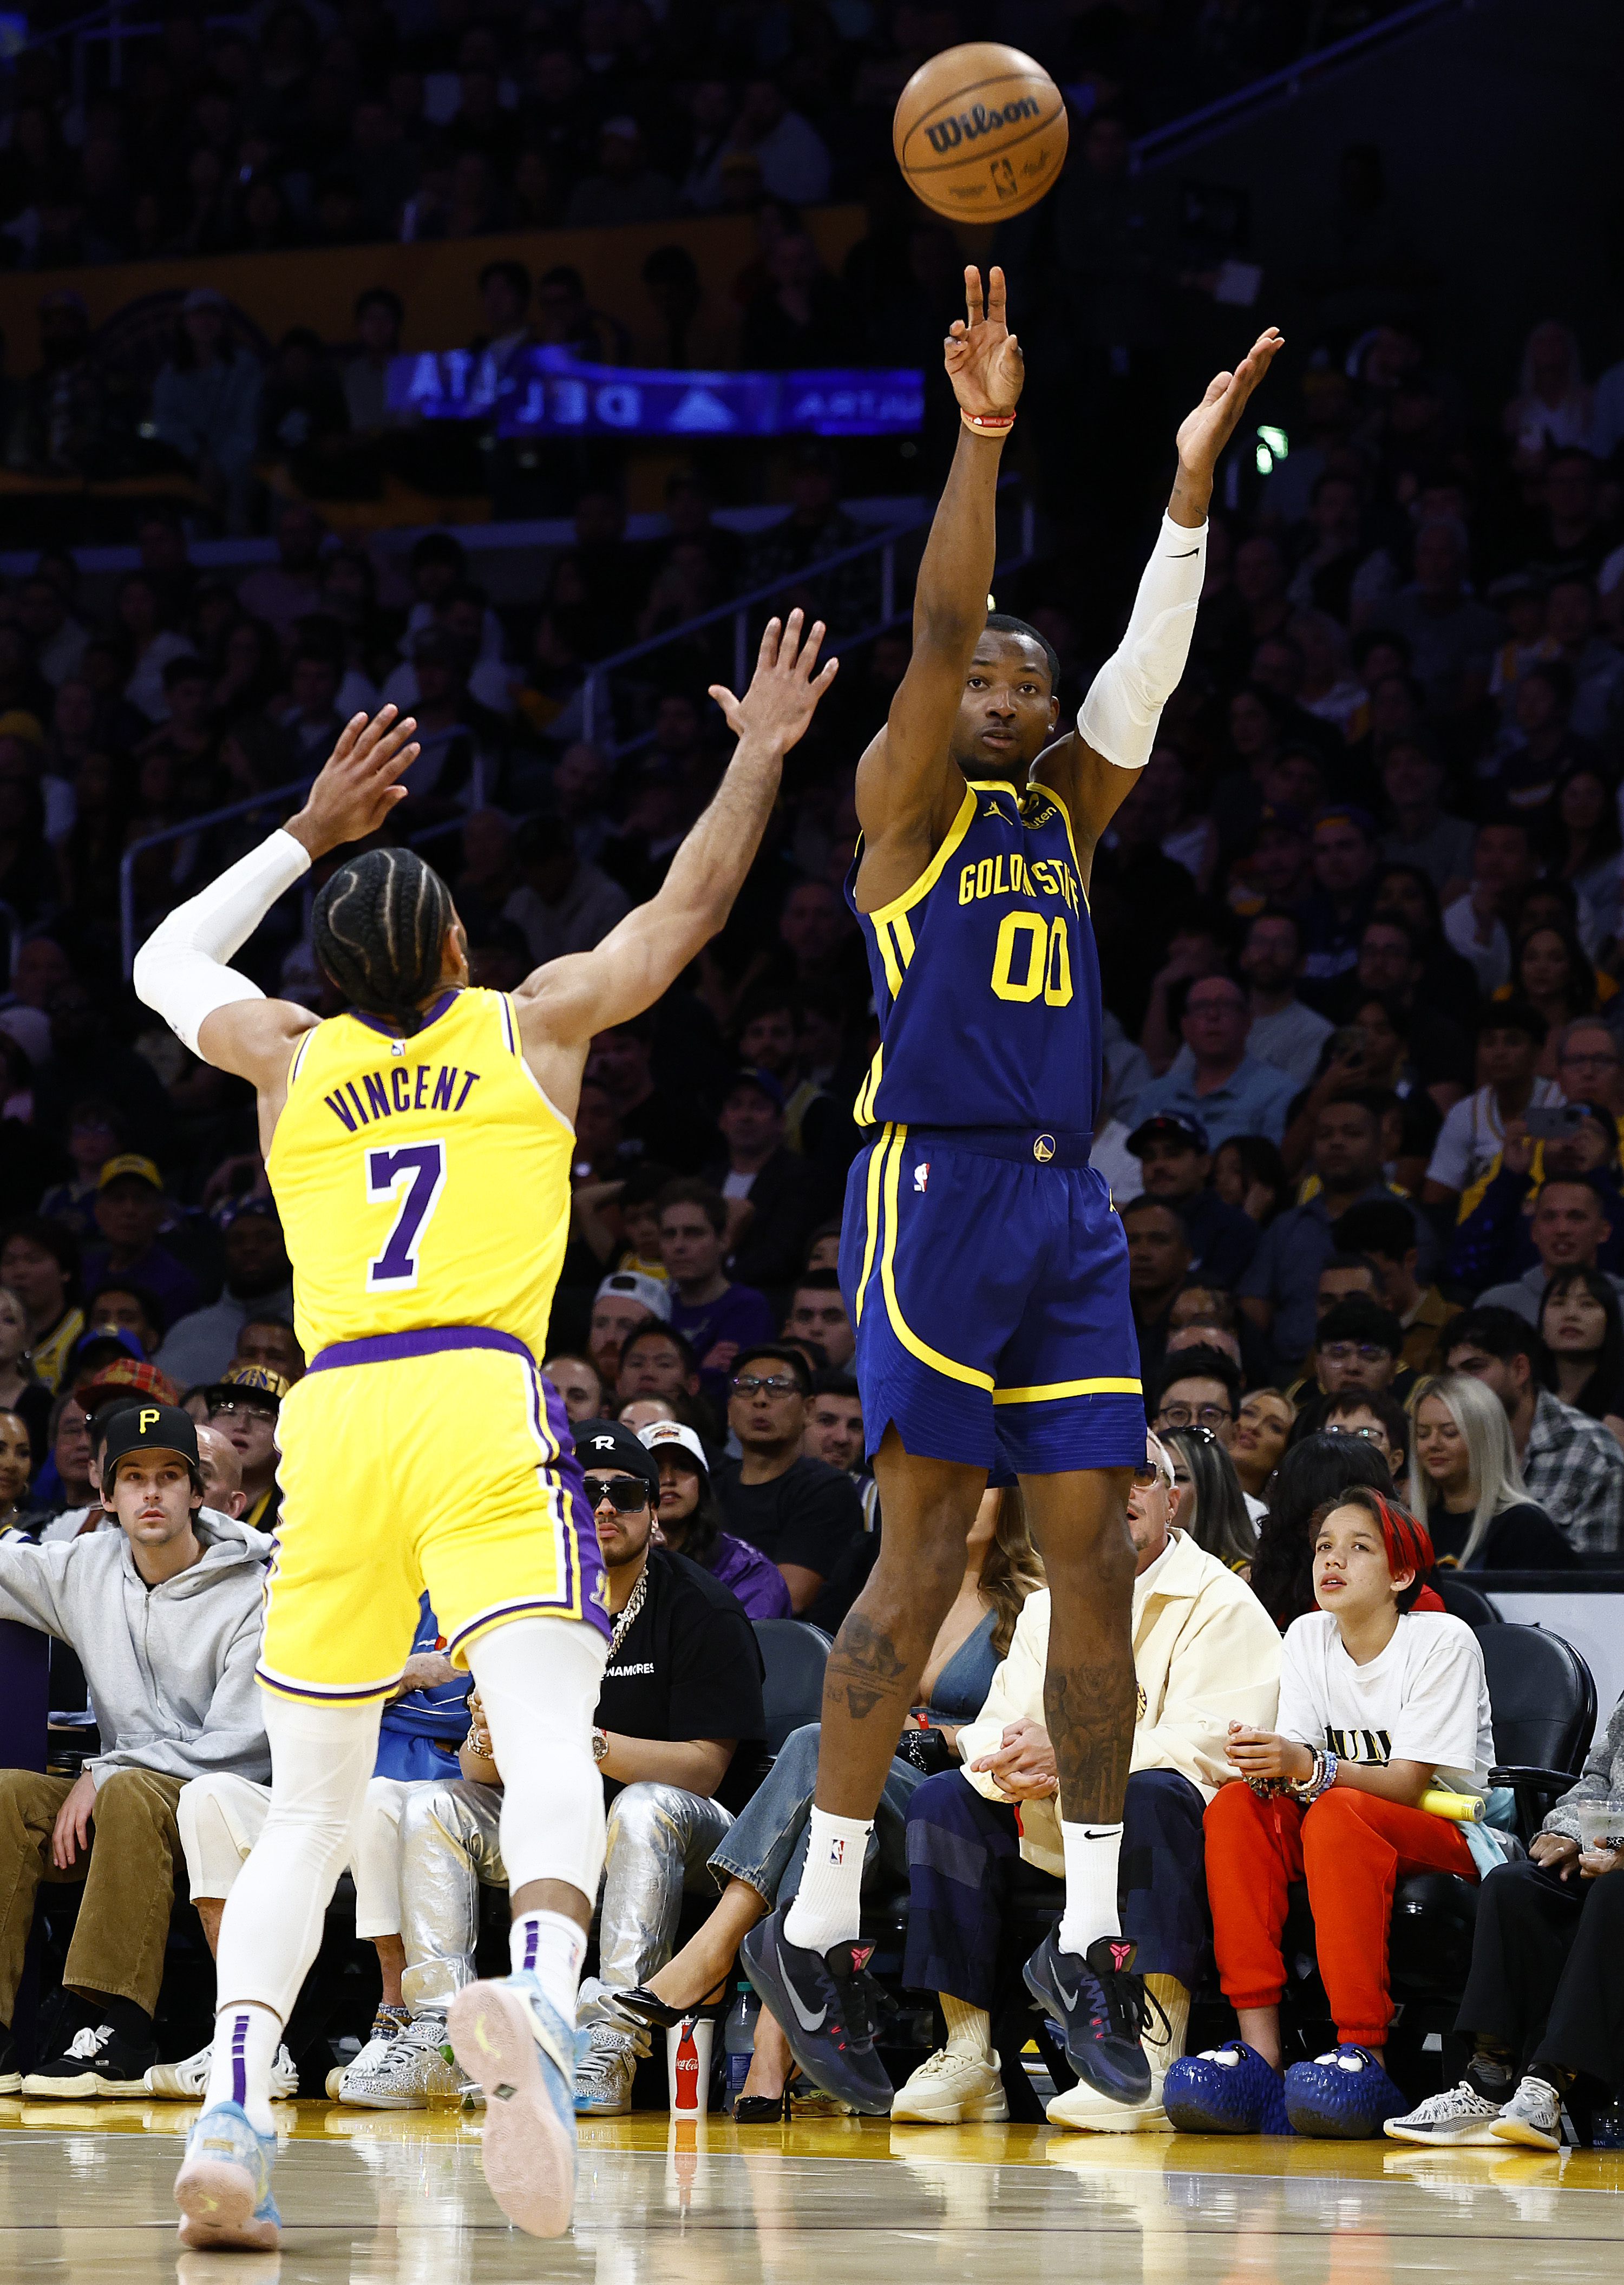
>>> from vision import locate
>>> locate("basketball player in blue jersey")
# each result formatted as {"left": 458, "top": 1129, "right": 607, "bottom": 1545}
{"left": 743, "top": 268, "right": 1282, "bottom": 2122}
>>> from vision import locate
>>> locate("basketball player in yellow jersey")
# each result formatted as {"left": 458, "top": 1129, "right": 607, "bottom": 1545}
{"left": 133, "top": 613, "right": 837, "bottom": 2249}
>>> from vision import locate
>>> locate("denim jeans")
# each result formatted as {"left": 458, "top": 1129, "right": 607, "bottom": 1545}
{"left": 708, "top": 1721, "right": 922, "bottom": 1905}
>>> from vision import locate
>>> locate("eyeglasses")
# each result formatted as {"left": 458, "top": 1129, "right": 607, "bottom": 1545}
{"left": 1156, "top": 1403, "right": 1232, "bottom": 1429}
{"left": 208, "top": 1400, "right": 274, "bottom": 1422}
{"left": 1560, "top": 1051, "right": 1619, "bottom": 1070}
{"left": 730, "top": 1374, "right": 800, "bottom": 1397}
{"left": 584, "top": 1475, "right": 649, "bottom": 1512}
{"left": 1319, "top": 1343, "right": 1390, "bottom": 1367}
{"left": 1328, "top": 1423, "right": 1386, "bottom": 1444}
{"left": 1130, "top": 1462, "right": 1171, "bottom": 1489}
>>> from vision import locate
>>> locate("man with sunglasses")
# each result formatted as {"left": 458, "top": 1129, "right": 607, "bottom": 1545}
{"left": 715, "top": 1344, "right": 863, "bottom": 1614}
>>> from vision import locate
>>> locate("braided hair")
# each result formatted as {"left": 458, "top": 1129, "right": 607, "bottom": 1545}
{"left": 311, "top": 847, "right": 454, "bottom": 1037}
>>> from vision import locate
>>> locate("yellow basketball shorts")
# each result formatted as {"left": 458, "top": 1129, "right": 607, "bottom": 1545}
{"left": 259, "top": 1328, "right": 611, "bottom": 1704}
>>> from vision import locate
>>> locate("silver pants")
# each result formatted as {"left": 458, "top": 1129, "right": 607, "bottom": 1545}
{"left": 398, "top": 1777, "right": 733, "bottom": 2033}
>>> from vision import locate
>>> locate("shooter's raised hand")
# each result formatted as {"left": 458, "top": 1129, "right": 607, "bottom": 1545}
{"left": 287, "top": 705, "right": 421, "bottom": 859}
{"left": 944, "top": 264, "right": 1024, "bottom": 421}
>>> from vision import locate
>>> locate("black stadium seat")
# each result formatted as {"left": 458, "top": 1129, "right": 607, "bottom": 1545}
{"left": 752, "top": 1620, "right": 831, "bottom": 1754}
{"left": 1431, "top": 1572, "right": 1501, "bottom": 1629}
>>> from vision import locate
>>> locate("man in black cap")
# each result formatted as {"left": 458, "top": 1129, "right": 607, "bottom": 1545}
{"left": 0, "top": 1400, "right": 272, "bottom": 2099}
{"left": 1128, "top": 1112, "right": 1261, "bottom": 1289}
{"left": 349, "top": 1419, "right": 764, "bottom": 2119}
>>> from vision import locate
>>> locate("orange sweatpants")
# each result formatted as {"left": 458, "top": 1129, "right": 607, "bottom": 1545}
{"left": 1204, "top": 1780, "right": 1477, "bottom": 2047}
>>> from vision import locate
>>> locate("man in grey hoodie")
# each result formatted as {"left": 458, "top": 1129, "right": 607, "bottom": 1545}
{"left": 0, "top": 1402, "right": 271, "bottom": 2098}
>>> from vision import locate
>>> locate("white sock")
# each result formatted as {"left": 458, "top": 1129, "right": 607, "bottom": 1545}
{"left": 204, "top": 2002, "right": 281, "bottom": 2137}
{"left": 941, "top": 1993, "right": 992, "bottom": 2063}
{"left": 783, "top": 1808, "right": 872, "bottom": 1953}
{"left": 510, "top": 1909, "right": 587, "bottom": 2022}
{"left": 1057, "top": 1819, "right": 1123, "bottom": 1957}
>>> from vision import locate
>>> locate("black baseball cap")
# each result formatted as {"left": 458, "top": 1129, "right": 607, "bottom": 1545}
{"left": 1127, "top": 1111, "right": 1210, "bottom": 1157}
{"left": 99, "top": 1400, "right": 204, "bottom": 1493}
{"left": 573, "top": 1418, "right": 660, "bottom": 1495}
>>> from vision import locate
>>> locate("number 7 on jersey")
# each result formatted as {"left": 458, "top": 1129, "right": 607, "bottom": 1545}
{"left": 366, "top": 1141, "right": 447, "bottom": 1289}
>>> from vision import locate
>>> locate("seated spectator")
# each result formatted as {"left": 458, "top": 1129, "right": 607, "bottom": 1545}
{"left": 1123, "top": 1196, "right": 1193, "bottom": 1393}
{"left": 84, "top": 1281, "right": 163, "bottom": 1363}
{"left": 1425, "top": 1000, "right": 1559, "bottom": 1219}
{"left": 703, "top": 1071, "right": 823, "bottom": 1293}
{"left": 1444, "top": 1308, "right": 1623, "bottom": 1558}
{"left": 1, "top": 1220, "right": 84, "bottom": 1395}
{"left": 694, "top": 77, "right": 831, "bottom": 208}
{"left": 606, "top": 1488, "right": 1043, "bottom": 2116}
{"left": 587, "top": 1022, "right": 717, "bottom": 1175}
{"left": 148, "top": 288, "right": 262, "bottom": 532}
{"left": 1299, "top": 1386, "right": 1412, "bottom": 1485}
{"left": 1539, "top": 1267, "right": 1624, "bottom": 1440}
{"left": 658, "top": 1181, "right": 774, "bottom": 1391}
{"left": 0, "top": 1404, "right": 269, "bottom": 2096}
{"left": 80, "top": 1157, "right": 197, "bottom": 1332}
{"left": 1235, "top": 908, "right": 1334, "bottom": 1088}
{"left": 1128, "top": 977, "right": 1297, "bottom": 1149}
{"left": 1443, "top": 821, "right": 1541, "bottom": 998}
{"left": 1150, "top": 1345, "right": 1241, "bottom": 1451}
{"left": 1241, "top": 1092, "right": 1436, "bottom": 1378}
{"left": 564, "top": 118, "right": 676, "bottom": 229}
{"left": 1389, "top": 1685, "right": 1624, "bottom": 2149}
{"left": 1333, "top": 1199, "right": 1461, "bottom": 1374}
{"left": 638, "top": 1418, "right": 789, "bottom": 1619}
{"left": 801, "top": 1368, "right": 866, "bottom": 1475}
{"left": 1458, "top": 1167, "right": 1623, "bottom": 1321}
{"left": 353, "top": 1422, "right": 764, "bottom": 2117}
{"left": 1408, "top": 1370, "right": 1576, "bottom": 1569}
{"left": 502, "top": 813, "right": 631, "bottom": 968}
{"left": 1163, "top": 1425, "right": 1259, "bottom": 1573}
{"left": 615, "top": 1321, "right": 703, "bottom": 1409}
{"left": 38, "top": 1097, "right": 125, "bottom": 1239}
{"left": 201, "top": 1364, "right": 287, "bottom": 1533}
{"left": 891, "top": 1436, "right": 1280, "bottom": 2131}
{"left": 1309, "top": 1297, "right": 1405, "bottom": 1397}
{"left": 780, "top": 1268, "right": 854, "bottom": 1370}
{"left": 1228, "top": 1389, "right": 1296, "bottom": 1505}
{"left": 0, "top": 1281, "right": 51, "bottom": 1462}
{"left": 543, "top": 1353, "right": 604, "bottom": 1424}
{"left": 1351, "top": 913, "right": 1474, "bottom": 1103}
{"left": 1378, "top": 735, "right": 1475, "bottom": 899}
{"left": 156, "top": 1199, "right": 293, "bottom": 1388}
{"left": 230, "top": 1313, "right": 304, "bottom": 1385}
{"left": 1297, "top": 806, "right": 1382, "bottom": 1011}
{"left": 1249, "top": 1432, "right": 1402, "bottom": 1630}
{"left": 1125, "top": 1114, "right": 1260, "bottom": 1288}
{"left": 1210, "top": 1135, "right": 1291, "bottom": 1228}
{"left": 715, "top": 1346, "right": 863, "bottom": 1613}
{"left": 1165, "top": 1490, "right": 1494, "bottom": 2139}
{"left": 19, "top": 1391, "right": 93, "bottom": 1536}
{"left": 585, "top": 1271, "right": 667, "bottom": 1395}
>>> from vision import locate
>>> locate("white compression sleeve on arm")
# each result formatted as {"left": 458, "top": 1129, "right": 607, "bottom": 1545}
{"left": 1076, "top": 514, "right": 1208, "bottom": 771}
{"left": 132, "top": 827, "right": 311, "bottom": 1054}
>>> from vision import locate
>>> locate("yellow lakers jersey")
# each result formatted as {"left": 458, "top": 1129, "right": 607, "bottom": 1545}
{"left": 265, "top": 987, "right": 572, "bottom": 1363}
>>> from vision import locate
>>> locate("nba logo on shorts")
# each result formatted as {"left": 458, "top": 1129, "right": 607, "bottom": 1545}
{"left": 914, "top": 1162, "right": 930, "bottom": 1193}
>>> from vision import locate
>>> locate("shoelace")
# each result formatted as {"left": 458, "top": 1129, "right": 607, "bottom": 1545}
{"left": 64, "top": 2026, "right": 113, "bottom": 2060}
{"left": 1092, "top": 1966, "right": 1169, "bottom": 2051}
{"left": 1410, "top": 2083, "right": 1499, "bottom": 2119}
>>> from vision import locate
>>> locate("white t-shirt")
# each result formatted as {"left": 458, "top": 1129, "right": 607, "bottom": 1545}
{"left": 1424, "top": 1078, "right": 1564, "bottom": 1195}
{"left": 1277, "top": 1610, "right": 1493, "bottom": 1791}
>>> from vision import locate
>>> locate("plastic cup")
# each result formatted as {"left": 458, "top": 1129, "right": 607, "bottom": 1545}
{"left": 666, "top": 2016, "right": 714, "bottom": 2114}
{"left": 1576, "top": 1796, "right": 1624, "bottom": 1852}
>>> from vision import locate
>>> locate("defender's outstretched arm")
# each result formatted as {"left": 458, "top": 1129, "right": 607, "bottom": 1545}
{"left": 853, "top": 266, "right": 1022, "bottom": 898}
{"left": 134, "top": 707, "right": 422, "bottom": 1101}
{"left": 1040, "top": 327, "right": 1285, "bottom": 860}
{"left": 517, "top": 610, "right": 836, "bottom": 1057}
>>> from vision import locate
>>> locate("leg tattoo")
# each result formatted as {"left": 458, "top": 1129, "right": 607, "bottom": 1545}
{"left": 1045, "top": 1659, "right": 1136, "bottom": 1824}
{"left": 826, "top": 1615, "right": 911, "bottom": 1723}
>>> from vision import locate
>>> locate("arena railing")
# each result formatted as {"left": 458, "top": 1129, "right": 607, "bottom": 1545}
{"left": 116, "top": 475, "right": 1037, "bottom": 979}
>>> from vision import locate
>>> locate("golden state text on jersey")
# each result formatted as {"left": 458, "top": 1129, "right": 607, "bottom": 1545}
{"left": 847, "top": 778, "right": 1102, "bottom": 1132}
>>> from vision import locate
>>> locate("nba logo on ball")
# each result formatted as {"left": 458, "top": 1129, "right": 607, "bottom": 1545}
{"left": 893, "top": 43, "right": 1069, "bottom": 220}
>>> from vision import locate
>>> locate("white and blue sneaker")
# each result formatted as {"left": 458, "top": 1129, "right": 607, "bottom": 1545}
{"left": 448, "top": 1972, "right": 578, "bottom": 2238}
{"left": 173, "top": 2100, "right": 281, "bottom": 2250}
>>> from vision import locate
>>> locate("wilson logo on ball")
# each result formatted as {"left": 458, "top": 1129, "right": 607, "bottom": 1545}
{"left": 921, "top": 95, "right": 1042, "bottom": 153}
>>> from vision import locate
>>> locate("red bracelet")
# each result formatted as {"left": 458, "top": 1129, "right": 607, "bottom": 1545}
{"left": 961, "top": 409, "right": 1016, "bottom": 433}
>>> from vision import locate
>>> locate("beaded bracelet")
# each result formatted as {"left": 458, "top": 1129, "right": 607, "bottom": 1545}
{"left": 961, "top": 409, "right": 1016, "bottom": 434}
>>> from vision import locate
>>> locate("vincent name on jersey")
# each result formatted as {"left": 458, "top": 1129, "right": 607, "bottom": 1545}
{"left": 322, "top": 1062, "right": 484, "bottom": 1134}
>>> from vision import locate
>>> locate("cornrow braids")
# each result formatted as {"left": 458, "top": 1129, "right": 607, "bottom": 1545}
{"left": 311, "top": 847, "right": 454, "bottom": 1037}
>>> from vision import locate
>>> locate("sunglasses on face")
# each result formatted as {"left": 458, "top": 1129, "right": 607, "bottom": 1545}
{"left": 1130, "top": 1462, "right": 1172, "bottom": 1489}
{"left": 584, "top": 1475, "right": 649, "bottom": 1512}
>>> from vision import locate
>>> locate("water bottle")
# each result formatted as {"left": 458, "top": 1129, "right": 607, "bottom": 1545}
{"left": 724, "top": 1981, "right": 757, "bottom": 2113}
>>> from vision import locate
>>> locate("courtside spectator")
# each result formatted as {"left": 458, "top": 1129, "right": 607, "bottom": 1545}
{"left": 587, "top": 1023, "right": 716, "bottom": 1176}
{"left": 156, "top": 1201, "right": 294, "bottom": 1387}
{"left": 638, "top": 1419, "right": 789, "bottom": 1619}
{"left": 1445, "top": 1308, "right": 1624, "bottom": 1556}
{"left": 1162, "top": 1425, "right": 1259, "bottom": 1573}
{"left": 1249, "top": 1433, "right": 1400, "bottom": 1630}
{"left": 1166, "top": 1489, "right": 1493, "bottom": 2139}
{"left": 1150, "top": 1346, "right": 1242, "bottom": 1450}
{"left": 0, "top": 1283, "right": 51, "bottom": 1462}
{"left": 1407, "top": 1371, "right": 1575, "bottom": 1568}
{"left": 1229, "top": 1390, "right": 1296, "bottom": 1505}
{"left": 895, "top": 1434, "right": 1280, "bottom": 2130}
{"left": 0, "top": 1404, "right": 270, "bottom": 2098}
{"left": 715, "top": 1346, "right": 862, "bottom": 1613}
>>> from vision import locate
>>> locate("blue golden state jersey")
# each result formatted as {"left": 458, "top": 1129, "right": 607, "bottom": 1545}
{"left": 265, "top": 986, "right": 573, "bottom": 1363}
{"left": 847, "top": 777, "right": 1101, "bottom": 1134}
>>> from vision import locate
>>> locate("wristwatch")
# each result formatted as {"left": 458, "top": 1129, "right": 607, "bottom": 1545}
{"left": 592, "top": 1727, "right": 609, "bottom": 1764}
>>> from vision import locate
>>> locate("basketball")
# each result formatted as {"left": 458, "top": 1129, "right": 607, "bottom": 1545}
{"left": 892, "top": 42, "right": 1068, "bottom": 221}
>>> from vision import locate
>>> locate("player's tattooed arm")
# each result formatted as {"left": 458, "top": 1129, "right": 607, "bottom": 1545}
{"left": 826, "top": 1615, "right": 912, "bottom": 1724}
{"left": 853, "top": 265, "right": 1020, "bottom": 907}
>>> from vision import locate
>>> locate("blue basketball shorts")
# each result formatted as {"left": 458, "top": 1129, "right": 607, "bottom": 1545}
{"left": 838, "top": 1122, "right": 1144, "bottom": 1477}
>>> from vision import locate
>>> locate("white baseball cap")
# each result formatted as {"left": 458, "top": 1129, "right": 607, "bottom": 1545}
{"left": 594, "top": 1271, "right": 671, "bottom": 1323}
{"left": 638, "top": 1418, "right": 709, "bottom": 1478}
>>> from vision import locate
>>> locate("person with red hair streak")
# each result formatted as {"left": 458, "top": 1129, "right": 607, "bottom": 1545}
{"left": 1163, "top": 1487, "right": 1494, "bottom": 2139}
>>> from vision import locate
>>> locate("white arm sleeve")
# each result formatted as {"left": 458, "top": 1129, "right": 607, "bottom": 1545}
{"left": 132, "top": 828, "right": 311, "bottom": 1055}
{"left": 1077, "top": 514, "right": 1208, "bottom": 771}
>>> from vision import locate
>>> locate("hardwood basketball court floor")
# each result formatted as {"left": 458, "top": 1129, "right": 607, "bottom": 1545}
{"left": 1, "top": 2101, "right": 1620, "bottom": 2285}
